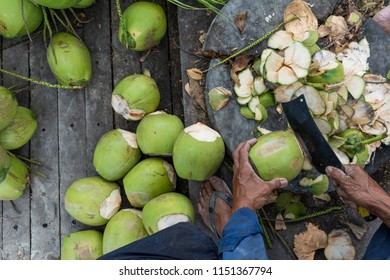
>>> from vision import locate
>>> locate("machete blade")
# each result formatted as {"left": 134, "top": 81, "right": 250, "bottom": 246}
{"left": 281, "top": 95, "right": 344, "bottom": 174}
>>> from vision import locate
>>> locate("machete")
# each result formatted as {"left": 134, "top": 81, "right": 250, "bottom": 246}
{"left": 282, "top": 95, "right": 376, "bottom": 221}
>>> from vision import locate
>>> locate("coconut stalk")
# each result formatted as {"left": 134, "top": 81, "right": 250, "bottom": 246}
{"left": 204, "top": 16, "right": 299, "bottom": 72}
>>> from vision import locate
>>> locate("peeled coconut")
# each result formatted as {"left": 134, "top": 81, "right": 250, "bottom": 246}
{"left": 0, "top": 145, "right": 10, "bottom": 184}
{"left": 47, "top": 32, "right": 92, "bottom": 87}
{"left": 0, "top": 106, "right": 38, "bottom": 151}
{"left": 64, "top": 176, "right": 121, "bottom": 226}
{"left": 249, "top": 131, "right": 304, "bottom": 181}
{"left": 93, "top": 129, "right": 141, "bottom": 181}
{"left": 111, "top": 74, "right": 160, "bottom": 121}
{"left": 0, "top": 0, "right": 43, "bottom": 39}
{"left": 73, "top": 0, "right": 95, "bottom": 8}
{"left": 0, "top": 87, "right": 18, "bottom": 132}
{"left": 119, "top": 1, "right": 167, "bottom": 51}
{"left": 136, "top": 111, "right": 184, "bottom": 156}
{"left": 142, "top": 192, "right": 195, "bottom": 235}
{"left": 173, "top": 122, "right": 225, "bottom": 181}
{"left": 32, "top": 0, "right": 81, "bottom": 9}
{"left": 61, "top": 230, "right": 103, "bottom": 260}
{"left": 102, "top": 209, "right": 148, "bottom": 254}
{"left": 123, "top": 157, "right": 176, "bottom": 208}
{"left": 0, "top": 155, "right": 29, "bottom": 200}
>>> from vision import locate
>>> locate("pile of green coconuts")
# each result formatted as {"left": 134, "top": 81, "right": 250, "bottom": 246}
{"left": 0, "top": 0, "right": 227, "bottom": 260}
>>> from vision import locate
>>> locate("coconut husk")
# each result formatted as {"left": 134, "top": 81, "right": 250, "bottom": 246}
{"left": 293, "top": 222, "right": 328, "bottom": 260}
{"left": 283, "top": 0, "right": 318, "bottom": 41}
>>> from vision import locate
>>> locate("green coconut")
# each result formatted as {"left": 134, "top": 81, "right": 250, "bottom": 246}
{"left": 123, "top": 157, "right": 176, "bottom": 208}
{"left": 0, "top": 106, "right": 38, "bottom": 151}
{"left": 0, "top": 87, "right": 18, "bottom": 132}
{"left": 102, "top": 209, "right": 148, "bottom": 254}
{"left": 142, "top": 192, "right": 194, "bottom": 235}
{"left": 136, "top": 111, "right": 184, "bottom": 156}
{"left": 0, "top": 155, "right": 29, "bottom": 200}
{"left": 64, "top": 176, "right": 121, "bottom": 226}
{"left": 61, "top": 230, "right": 103, "bottom": 260}
{"left": 249, "top": 131, "right": 304, "bottom": 181}
{"left": 93, "top": 129, "right": 141, "bottom": 181}
{"left": 73, "top": 0, "right": 95, "bottom": 8}
{"left": 0, "top": 145, "right": 10, "bottom": 184}
{"left": 0, "top": 0, "right": 43, "bottom": 39}
{"left": 111, "top": 74, "right": 160, "bottom": 121}
{"left": 119, "top": 1, "right": 167, "bottom": 51}
{"left": 172, "top": 122, "right": 225, "bottom": 181}
{"left": 32, "top": 0, "right": 81, "bottom": 9}
{"left": 47, "top": 32, "right": 92, "bottom": 87}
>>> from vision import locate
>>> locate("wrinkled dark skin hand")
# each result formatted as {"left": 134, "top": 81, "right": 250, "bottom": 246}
{"left": 232, "top": 138, "right": 288, "bottom": 213}
{"left": 326, "top": 165, "right": 390, "bottom": 227}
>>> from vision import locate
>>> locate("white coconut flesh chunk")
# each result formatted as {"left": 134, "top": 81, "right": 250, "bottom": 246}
{"left": 99, "top": 189, "right": 121, "bottom": 219}
{"left": 283, "top": 42, "right": 311, "bottom": 77}
{"left": 157, "top": 214, "right": 191, "bottom": 231}
{"left": 253, "top": 77, "right": 267, "bottom": 95}
{"left": 236, "top": 95, "right": 252, "bottom": 105}
{"left": 248, "top": 96, "right": 260, "bottom": 112}
{"left": 259, "top": 49, "right": 274, "bottom": 76}
{"left": 184, "top": 123, "right": 221, "bottom": 142}
{"left": 294, "top": 86, "right": 326, "bottom": 115}
{"left": 277, "top": 66, "right": 298, "bottom": 85}
{"left": 274, "top": 82, "right": 303, "bottom": 103}
{"left": 312, "top": 50, "right": 339, "bottom": 71}
{"left": 163, "top": 161, "right": 177, "bottom": 187}
{"left": 111, "top": 95, "right": 146, "bottom": 120}
{"left": 265, "top": 51, "right": 284, "bottom": 83}
{"left": 234, "top": 69, "right": 254, "bottom": 98}
{"left": 149, "top": 110, "right": 167, "bottom": 116}
{"left": 267, "top": 30, "right": 295, "bottom": 50}
{"left": 118, "top": 129, "right": 138, "bottom": 148}
{"left": 345, "top": 75, "right": 365, "bottom": 99}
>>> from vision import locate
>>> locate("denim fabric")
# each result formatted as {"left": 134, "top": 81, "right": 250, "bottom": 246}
{"left": 219, "top": 207, "right": 268, "bottom": 260}
{"left": 362, "top": 223, "right": 390, "bottom": 260}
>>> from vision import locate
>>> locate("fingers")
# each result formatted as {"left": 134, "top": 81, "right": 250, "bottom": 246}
{"left": 267, "top": 178, "right": 288, "bottom": 190}
{"left": 233, "top": 138, "right": 257, "bottom": 163}
{"left": 325, "top": 166, "right": 348, "bottom": 184}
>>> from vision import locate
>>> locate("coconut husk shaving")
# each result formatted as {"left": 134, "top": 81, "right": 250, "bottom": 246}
{"left": 293, "top": 222, "right": 328, "bottom": 260}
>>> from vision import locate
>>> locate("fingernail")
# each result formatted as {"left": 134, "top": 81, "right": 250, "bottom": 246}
{"left": 325, "top": 166, "right": 332, "bottom": 174}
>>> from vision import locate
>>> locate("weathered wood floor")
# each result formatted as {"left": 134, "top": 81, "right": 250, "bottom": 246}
{"left": 0, "top": 0, "right": 193, "bottom": 260}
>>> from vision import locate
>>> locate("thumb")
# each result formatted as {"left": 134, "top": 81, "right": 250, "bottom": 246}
{"left": 267, "top": 178, "right": 288, "bottom": 190}
{"left": 325, "top": 166, "right": 347, "bottom": 184}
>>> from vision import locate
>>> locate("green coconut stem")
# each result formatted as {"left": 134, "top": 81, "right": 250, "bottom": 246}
{"left": 115, "top": 0, "right": 128, "bottom": 42}
{"left": 6, "top": 152, "right": 47, "bottom": 178}
{"left": 60, "top": 9, "right": 82, "bottom": 41}
{"left": 41, "top": 6, "right": 53, "bottom": 51}
{"left": 68, "top": 8, "right": 93, "bottom": 24}
{"left": 0, "top": 68, "right": 82, "bottom": 90}
{"left": 20, "top": 0, "right": 33, "bottom": 42}
{"left": 360, "top": 133, "right": 388, "bottom": 145}
{"left": 204, "top": 16, "right": 299, "bottom": 72}
{"left": 260, "top": 208, "right": 276, "bottom": 235}
{"left": 257, "top": 210, "right": 272, "bottom": 249}
{"left": 49, "top": 9, "right": 68, "bottom": 31}
{"left": 284, "top": 205, "right": 344, "bottom": 223}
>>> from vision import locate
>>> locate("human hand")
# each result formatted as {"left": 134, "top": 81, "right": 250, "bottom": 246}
{"left": 232, "top": 138, "right": 288, "bottom": 212}
{"left": 325, "top": 164, "right": 387, "bottom": 210}
{"left": 374, "top": 5, "right": 390, "bottom": 36}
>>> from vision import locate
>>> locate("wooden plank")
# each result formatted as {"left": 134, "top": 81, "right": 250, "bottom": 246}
{"left": 166, "top": 2, "right": 184, "bottom": 120}
{"left": 110, "top": 0, "right": 141, "bottom": 133}
{"left": 83, "top": 0, "right": 114, "bottom": 177}
{"left": 29, "top": 32, "right": 60, "bottom": 259}
{"left": 1, "top": 38, "right": 31, "bottom": 260}
{"left": 57, "top": 22, "right": 89, "bottom": 245}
